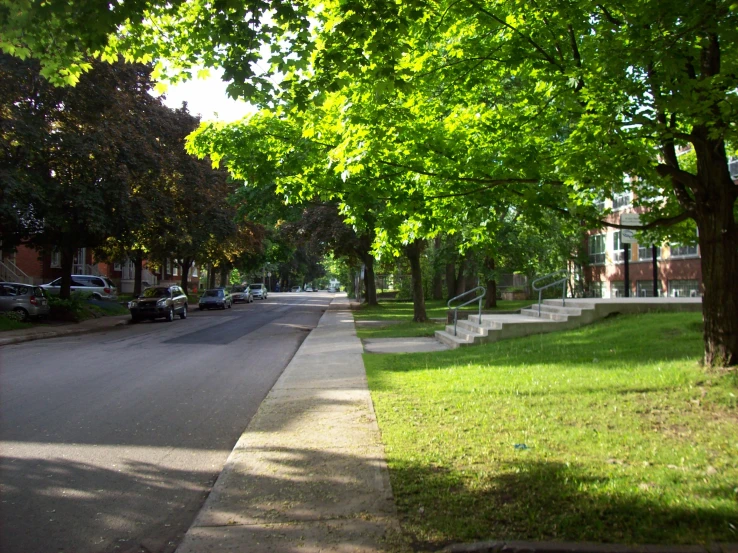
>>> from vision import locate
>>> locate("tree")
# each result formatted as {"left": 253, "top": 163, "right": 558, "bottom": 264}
{"left": 4, "top": 0, "right": 736, "bottom": 365}
{"left": 0, "top": 55, "right": 164, "bottom": 298}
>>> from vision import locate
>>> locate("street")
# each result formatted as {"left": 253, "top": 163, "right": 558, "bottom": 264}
{"left": 0, "top": 292, "right": 332, "bottom": 553}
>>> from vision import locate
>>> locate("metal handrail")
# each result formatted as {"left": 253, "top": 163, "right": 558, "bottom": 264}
{"left": 531, "top": 270, "right": 568, "bottom": 316}
{"left": 447, "top": 286, "right": 486, "bottom": 336}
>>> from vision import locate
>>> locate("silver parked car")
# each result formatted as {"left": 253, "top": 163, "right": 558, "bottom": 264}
{"left": 41, "top": 274, "right": 118, "bottom": 300}
{"left": 230, "top": 285, "right": 253, "bottom": 303}
{"left": 198, "top": 288, "right": 233, "bottom": 310}
{"left": 0, "top": 282, "right": 50, "bottom": 321}
{"left": 250, "top": 283, "right": 268, "bottom": 300}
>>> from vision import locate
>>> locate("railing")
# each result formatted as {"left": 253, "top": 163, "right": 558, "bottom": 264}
{"left": 0, "top": 259, "right": 33, "bottom": 284}
{"left": 447, "top": 286, "right": 486, "bottom": 336}
{"left": 531, "top": 270, "right": 568, "bottom": 317}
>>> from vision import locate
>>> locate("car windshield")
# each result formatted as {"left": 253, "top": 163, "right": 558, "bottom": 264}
{"left": 142, "top": 288, "right": 170, "bottom": 298}
{"left": 251, "top": 284, "right": 263, "bottom": 289}
{"left": 232, "top": 286, "right": 245, "bottom": 292}
{"left": 204, "top": 289, "right": 222, "bottom": 297}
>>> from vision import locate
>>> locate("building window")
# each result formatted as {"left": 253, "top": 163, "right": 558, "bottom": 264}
{"left": 669, "top": 279, "right": 700, "bottom": 297}
{"left": 612, "top": 232, "right": 632, "bottom": 263}
{"left": 50, "top": 251, "right": 61, "bottom": 268}
{"left": 593, "top": 198, "right": 607, "bottom": 212}
{"left": 114, "top": 262, "right": 122, "bottom": 271}
{"left": 192, "top": 266, "right": 198, "bottom": 277}
{"left": 173, "top": 262, "right": 179, "bottom": 277}
{"left": 589, "top": 234, "right": 606, "bottom": 265}
{"left": 589, "top": 281, "right": 604, "bottom": 298}
{"left": 637, "top": 280, "right": 662, "bottom": 297}
{"left": 610, "top": 281, "right": 625, "bottom": 298}
{"left": 729, "top": 155, "right": 738, "bottom": 180}
{"left": 637, "top": 244, "right": 661, "bottom": 261}
{"left": 670, "top": 244, "right": 699, "bottom": 258}
{"left": 612, "top": 191, "right": 632, "bottom": 210}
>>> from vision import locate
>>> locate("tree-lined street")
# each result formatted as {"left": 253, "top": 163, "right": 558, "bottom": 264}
{"left": 0, "top": 294, "right": 330, "bottom": 553}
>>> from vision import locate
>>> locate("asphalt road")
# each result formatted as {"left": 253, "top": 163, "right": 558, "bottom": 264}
{"left": 0, "top": 292, "right": 333, "bottom": 553}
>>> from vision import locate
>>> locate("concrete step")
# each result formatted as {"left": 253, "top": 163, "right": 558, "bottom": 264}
{"left": 519, "top": 308, "right": 570, "bottom": 321}
{"left": 455, "top": 319, "right": 492, "bottom": 335}
{"left": 444, "top": 325, "right": 478, "bottom": 342}
{"left": 541, "top": 300, "right": 596, "bottom": 311}
{"left": 529, "top": 303, "right": 591, "bottom": 316}
{"left": 435, "top": 329, "right": 474, "bottom": 349}
{"left": 434, "top": 298, "right": 701, "bottom": 349}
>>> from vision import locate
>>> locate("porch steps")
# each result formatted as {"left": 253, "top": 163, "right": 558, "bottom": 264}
{"left": 0, "top": 259, "right": 33, "bottom": 284}
{"left": 435, "top": 298, "right": 702, "bottom": 349}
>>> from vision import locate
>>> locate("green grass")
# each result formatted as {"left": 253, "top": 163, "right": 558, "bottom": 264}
{"left": 0, "top": 316, "right": 33, "bottom": 331}
{"left": 364, "top": 312, "right": 738, "bottom": 548}
{"left": 354, "top": 299, "right": 531, "bottom": 339}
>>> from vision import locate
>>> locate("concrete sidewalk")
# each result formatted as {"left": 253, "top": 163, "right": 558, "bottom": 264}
{"left": 175, "top": 296, "right": 403, "bottom": 553}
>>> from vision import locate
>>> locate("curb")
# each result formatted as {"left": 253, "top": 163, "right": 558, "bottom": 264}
{"left": 442, "top": 540, "right": 737, "bottom": 553}
{"left": 0, "top": 317, "right": 129, "bottom": 347}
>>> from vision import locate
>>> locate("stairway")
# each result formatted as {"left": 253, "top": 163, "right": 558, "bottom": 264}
{"left": 435, "top": 298, "right": 702, "bottom": 349}
{"left": 0, "top": 259, "right": 33, "bottom": 284}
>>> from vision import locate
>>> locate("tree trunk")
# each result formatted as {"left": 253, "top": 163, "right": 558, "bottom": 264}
{"left": 432, "top": 237, "right": 444, "bottom": 300}
{"left": 446, "top": 262, "right": 457, "bottom": 300}
{"left": 361, "top": 254, "right": 378, "bottom": 305}
{"left": 660, "top": 126, "right": 738, "bottom": 367}
{"left": 219, "top": 264, "right": 228, "bottom": 287}
{"left": 180, "top": 257, "right": 192, "bottom": 295}
{"left": 59, "top": 245, "right": 74, "bottom": 300}
{"left": 207, "top": 263, "right": 215, "bottom": 289}
{"left": 405, "top": 239, "right": 428, "bottom": 322}
{"left": 484, "top": 256, "right": 498, "bottom": 308}
{"left": 691, "top": 146, "right": 738, "bottom": 367}
{"left": 456, "top": 257, "right": 466, "bottom": 296}
{"left": 132, "top": 251, "right": 144, "bottom": 297}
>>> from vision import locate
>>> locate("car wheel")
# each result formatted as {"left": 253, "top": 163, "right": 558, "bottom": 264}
{"left": 13, "top": 307, "right": 29, "bottom": 322}
{"left": 93, "top": 293, "right": 102, "bottom": 301}
{"left": 198, "top": 306, "right": 203, "bottom": 311}
{"left": 165, "top": 306, "right": 174, "bottom": 322}
{"left": 228, "top": 301, "right": 232, "bottom": 309}
{"left": 131, "top": 315, "right": 141, "bottom": 323}
{"left": 179, "top": 305, "right": 188, "bottom": 320}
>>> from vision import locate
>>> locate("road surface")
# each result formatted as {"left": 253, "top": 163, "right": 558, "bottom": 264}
{"left": 0, "top": 292, "right": 332, "bottom": 553}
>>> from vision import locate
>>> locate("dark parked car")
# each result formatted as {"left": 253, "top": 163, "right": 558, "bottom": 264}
{"left": 0, "top": 282, "right": 50, "bottom": 321}
{"left": 198, "top": 288, "right": 233, "bottom": 310}
{"left": 128, "top": 285, "right": 188, "bottom": 322}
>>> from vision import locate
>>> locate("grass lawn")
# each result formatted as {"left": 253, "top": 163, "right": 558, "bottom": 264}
{"left": 0, "top": 316, "right": 33, "bottom": 331}
{"left": 355, "top": 299, "right": 532, "bottom": 339}
{"left": 364, "top": 312, "right": 738, "bottom": 548}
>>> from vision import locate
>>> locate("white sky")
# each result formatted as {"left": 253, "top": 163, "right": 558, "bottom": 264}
{"left": 156, "top": 69, "right": 256, "bottom": 123}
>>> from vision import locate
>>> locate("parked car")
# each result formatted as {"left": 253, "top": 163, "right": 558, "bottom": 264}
{"left": 41, "top": 275, "right": 118, "bottom": 300}
{"left": 250, "top": 283, "right": 268, "bottom": 300}
{"left": 0, "top": 282, "right": 50, "bottom": 321}
{"left": 305, "top": 286, "right": 314, "bottom": 292}
{"left": 199, "top": 288, "right": 233, "bottom": 310}
{"left": 290, "top": 286, "right": 301, "bottom": 293}
{"left": 230, "top": 285, "right": 253, "bottom": 303}
{"left": 327, "top": 287, "right": 337, "bottom": 293}
{"left": 128, "top": 285, "right": 188, "bottom": 322}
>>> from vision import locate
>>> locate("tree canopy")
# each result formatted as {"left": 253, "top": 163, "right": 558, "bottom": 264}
{"left": 2, "top": 0, "right": 736, "bottom": 365}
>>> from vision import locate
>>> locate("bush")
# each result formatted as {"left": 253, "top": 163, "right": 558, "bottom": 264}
{"left": 48, "top": 295, "right": 88, "bottom": 322}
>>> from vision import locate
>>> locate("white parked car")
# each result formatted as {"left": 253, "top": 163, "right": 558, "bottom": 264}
{"left": 41, "top": 275, "right": 118, "bottom": 300}
{"left": 250, "top": 283, "right": 268, "bottom": 300}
